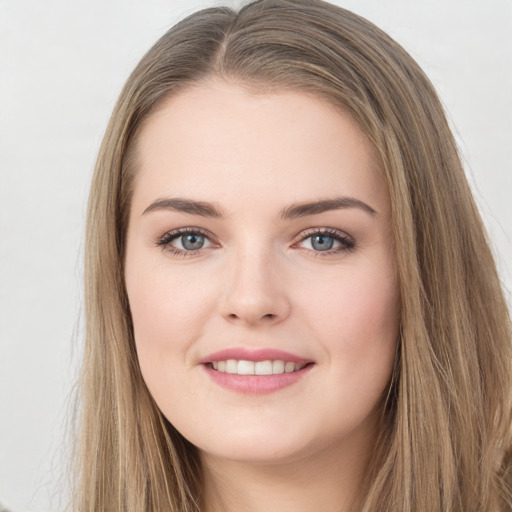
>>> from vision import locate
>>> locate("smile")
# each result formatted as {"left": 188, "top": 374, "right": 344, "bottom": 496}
{"left": 200, "top": 348, "right": 314, "bottom": 394}
{"left": 211, "top": 359, "right": 306, "bottom": 375}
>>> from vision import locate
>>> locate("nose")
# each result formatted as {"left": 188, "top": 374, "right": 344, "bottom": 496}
{"left": 219, "top": 249, "right": 291, "bottom": 327}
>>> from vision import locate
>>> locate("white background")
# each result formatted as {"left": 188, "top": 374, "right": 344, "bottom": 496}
{"left": 0, "top": 1, "right": 510, "bottom": 510}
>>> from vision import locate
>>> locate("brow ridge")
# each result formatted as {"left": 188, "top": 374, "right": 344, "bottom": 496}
{"left": 142, "top": 196, "right": 376, "bottom": 219}
{"left": 280, "top": 197, "right": 377, "bottom": 219}
{"left": 142, "top": 198, "right": 224, "bottom": 217}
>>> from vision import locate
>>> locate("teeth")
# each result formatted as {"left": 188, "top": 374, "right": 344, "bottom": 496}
{"left": 272, "top": 360, "right": 285, "bottom": 374}
{"left": 255, "top": 360, "right": 273, "bottom": 375}
{"left": 210, "top": 359, "right": 307, "bottom": 375}
{"left": 238, "top": 360, "right": 255, "bottom": 375}
{"left": 284, "top": 362, "right": 295, "bottom": 373}
{"left": 226, "top": 359, "right": 238, "bottom": 374}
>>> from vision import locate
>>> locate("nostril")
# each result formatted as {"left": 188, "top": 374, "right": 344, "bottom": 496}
{"left": 227, "top": 312, "right": 275, "bottom": 319}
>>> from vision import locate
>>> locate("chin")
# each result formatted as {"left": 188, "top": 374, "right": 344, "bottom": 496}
{"left": 187, "top": 419, "right": 350, "bottom": 468}
{"left": 199, "top": 439, "right": 314, "bottom": 466}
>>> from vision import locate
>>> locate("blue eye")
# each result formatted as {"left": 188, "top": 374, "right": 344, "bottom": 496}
{"left": 157, "top": 228, "right": 213, "bottom": 255}
{"left": 310, "top": 234, "right": 334, "bottom": 251}
{"left": 181, "top": 233, "right": 205, "bottom": 250}
{"left": 157, "top": 227, "right": 354, "bottom": 257}
{"left": 298, "top": 229, "right": 355, "bottom": 254}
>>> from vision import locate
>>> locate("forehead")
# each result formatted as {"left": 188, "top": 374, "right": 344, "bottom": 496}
{"left": 132, "top": 81, "right": 388, "bottom": 215}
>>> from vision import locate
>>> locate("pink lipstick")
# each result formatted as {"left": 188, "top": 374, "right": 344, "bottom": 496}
{"left": 200, "top": 348, "right": 314, "bottom": 395}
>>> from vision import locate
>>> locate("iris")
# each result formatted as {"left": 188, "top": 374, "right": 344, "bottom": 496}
{"left": 311, "top": 234, "right": 334, "bottom": 251}
{"left": 182, "top": 234, "right": 205, "bottom": 250}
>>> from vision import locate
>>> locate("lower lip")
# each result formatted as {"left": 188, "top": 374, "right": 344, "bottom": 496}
{"left": 202, "top": 364, "right": 313, "bottom": 395}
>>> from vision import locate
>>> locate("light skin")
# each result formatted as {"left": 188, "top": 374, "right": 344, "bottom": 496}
{"left": 124, "top": 80, "right": 400, "bottom": 512}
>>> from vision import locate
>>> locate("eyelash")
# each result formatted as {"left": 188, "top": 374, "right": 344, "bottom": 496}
{"left": 156, "top": 227, "right": 355, "bottom": 257}
{"left": 294, "top": 228, "right": 356, "bottom": 256}
{"left": 156, "top": 227, "right": 214, "bottom": 257}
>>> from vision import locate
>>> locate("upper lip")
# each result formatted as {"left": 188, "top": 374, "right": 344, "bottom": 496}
{"left": 200, "top": 348, "right": 313, "bottom": 365}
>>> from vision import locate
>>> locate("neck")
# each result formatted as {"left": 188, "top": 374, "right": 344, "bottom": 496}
{"left": 200, "top": 439, "right": 371, "bottom": 512}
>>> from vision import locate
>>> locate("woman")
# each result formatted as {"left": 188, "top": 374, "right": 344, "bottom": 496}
{"left": 75, "top": 0, "right": 512, "bottom": 510}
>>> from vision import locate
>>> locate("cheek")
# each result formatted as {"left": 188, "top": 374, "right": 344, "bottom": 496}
{"left": 125, "top": 251, "right": 188, "bottom": 373}
{"left": 303, "top": 264, "right": 399, "bottom": 334}
{"left": 299, "top": 267, "right": 399, "bottom": 425}
{"left": 125, "top": 255, "right": 227, "bottom": 413}
{"left": 299, "top": 262, "right": 400, "bottom": 376}
{"left": 124, "top": 263, "right": 209, "bottom": 416}
{"left": 126, "top": 254, "right": 213, "bottom": 343}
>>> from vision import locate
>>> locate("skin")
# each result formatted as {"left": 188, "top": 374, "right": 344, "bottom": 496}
{"left": 124, "top": 80, "right": 400, "bottom": 512}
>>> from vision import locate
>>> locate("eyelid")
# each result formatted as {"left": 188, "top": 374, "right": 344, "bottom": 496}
{"left": 156, "top": 226, "right": 218, "bottom": 256}
{"left": 293, "top": 227, "right": 356, "bottom": 255}
{"left": 155, "top": 226, "right": 355, "bottom": 258}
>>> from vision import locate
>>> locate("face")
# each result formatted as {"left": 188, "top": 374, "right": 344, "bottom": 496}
{"left": 124, "top": 81, "right": 400, "bottom": 466}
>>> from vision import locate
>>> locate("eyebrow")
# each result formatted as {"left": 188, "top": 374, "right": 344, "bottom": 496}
{"left": 280, "top": 197, "right": 377, "bottom": 219}
{"left": 142, "top": 196, "right": 377, "bottom": 218}
{"left": 143, "top": 198, "right": 224, "bottom": 217}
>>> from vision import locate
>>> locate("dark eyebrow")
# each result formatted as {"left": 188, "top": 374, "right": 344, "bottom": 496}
{"left": 142, "top": 198, "right": 224, "bottom": 217}
{"left": 280, "top": 197, "right": 377, "bottom": 219}
{"left": 142, "top": 196, "right": 376, "bottom": 219}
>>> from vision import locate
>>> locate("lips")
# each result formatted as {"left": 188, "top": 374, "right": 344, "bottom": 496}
{"left": 200, "top": 348, "right": 314, "bottom": 394}
{"left": 201, "top": 347, "right": 312, "bottom": 365}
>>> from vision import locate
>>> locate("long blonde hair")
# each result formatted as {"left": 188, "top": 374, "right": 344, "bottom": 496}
{"left": 76, "top": 1, "right": 512, "bottom": 510}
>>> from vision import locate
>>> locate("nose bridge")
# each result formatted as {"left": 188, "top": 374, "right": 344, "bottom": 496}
{"left": 221, "top": 238, "right": 290, "bottom": 326}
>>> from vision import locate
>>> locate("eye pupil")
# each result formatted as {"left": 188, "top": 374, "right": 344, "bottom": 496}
{"left": 182, "top": 234, "right": 205, "bottom": 250}
{"left": 311, "top": 235, "right": 334, "bottom": 251}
